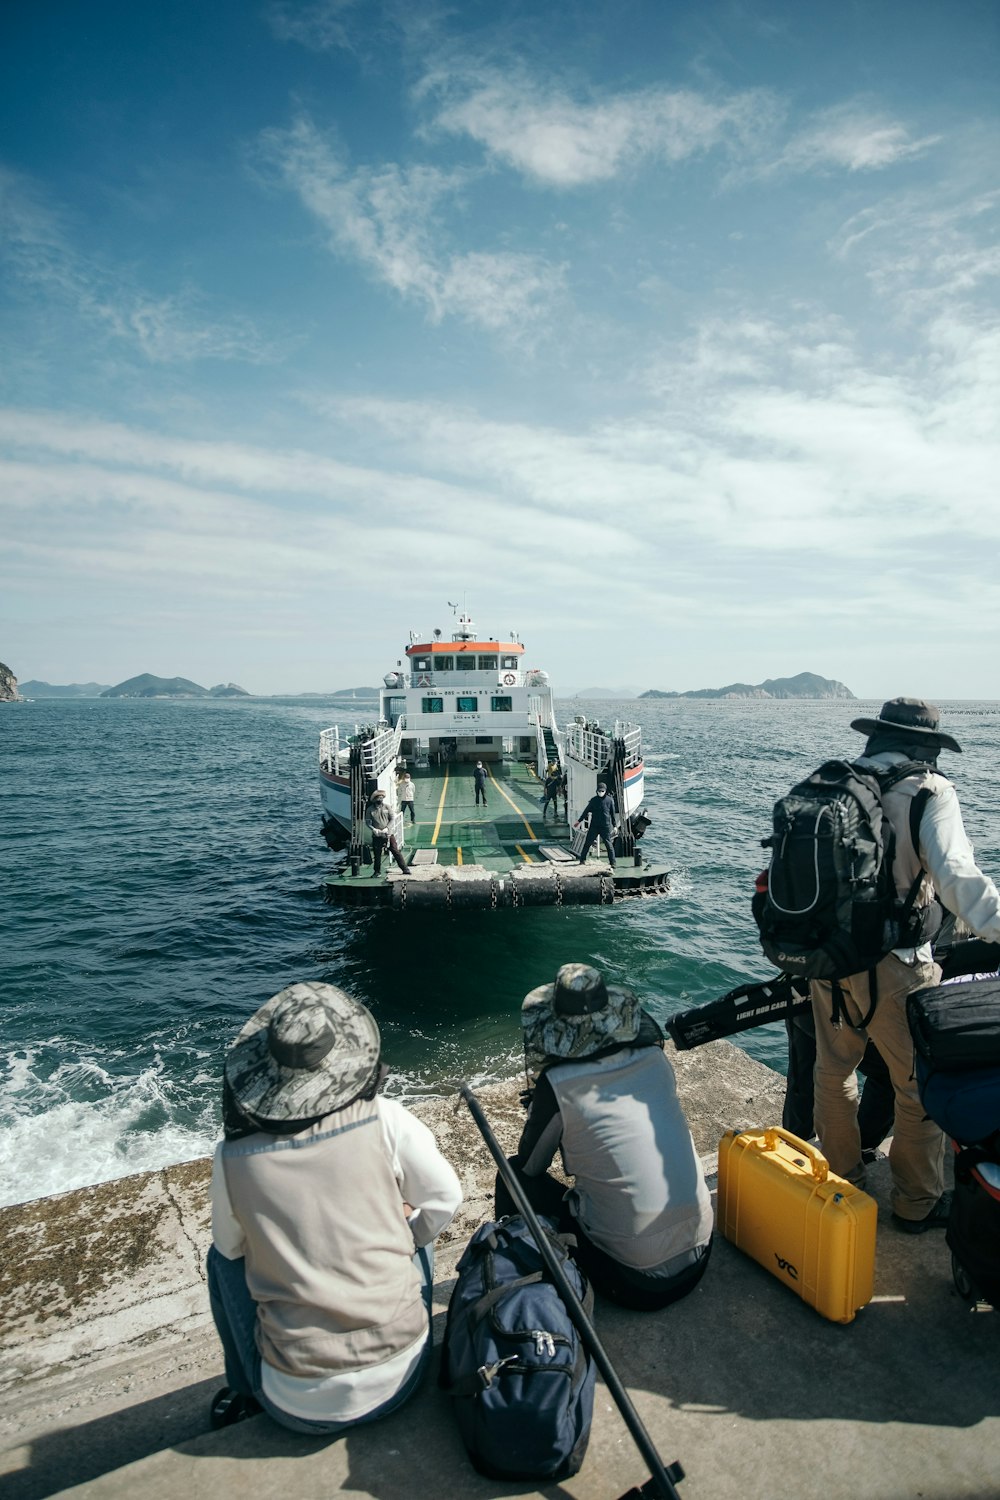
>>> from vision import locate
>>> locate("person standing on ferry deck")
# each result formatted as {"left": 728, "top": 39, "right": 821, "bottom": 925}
{"left": 398, "top": 773, "right": 416, "bottom": 825}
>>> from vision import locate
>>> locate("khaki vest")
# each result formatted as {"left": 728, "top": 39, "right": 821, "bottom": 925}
{"left": 222, "top": 1103, "right": 427, "bottom": 1378}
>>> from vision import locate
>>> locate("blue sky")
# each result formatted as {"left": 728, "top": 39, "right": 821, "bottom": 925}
{"left": 2, "top": 0, "right": 998, "bottom": 696}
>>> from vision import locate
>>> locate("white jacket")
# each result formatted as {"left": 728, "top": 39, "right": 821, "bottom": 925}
{"left": 861, "top": 750, "right": 1000, "bottom": 948}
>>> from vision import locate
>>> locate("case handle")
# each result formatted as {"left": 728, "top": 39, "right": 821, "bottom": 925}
{"left": 762, "top": 1127, "right": 829, "bottom": 1183}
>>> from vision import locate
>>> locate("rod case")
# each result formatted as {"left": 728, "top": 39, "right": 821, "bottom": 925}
{"left": 717, "top": 1127, "right": 877, "bottom": 1324}
{"left": 666, "top": 974, "right": 809, "bottom": 1051}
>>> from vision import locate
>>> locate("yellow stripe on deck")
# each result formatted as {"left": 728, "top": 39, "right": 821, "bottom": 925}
{"left": 431, "top": 768, "right": 450, "bottom": 847}
{"left": 457, "top": 847, "right": 463, "bottom": 865}
{"left": 515, "top": 844, "right": 534, "bottom": 863}
{"left": 487, "top": 767, "right": 537, "bottom": 840}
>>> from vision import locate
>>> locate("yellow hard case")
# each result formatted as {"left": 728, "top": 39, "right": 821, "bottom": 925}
{"left": 717, "top": 1126, "right": 877, "bottom": 1324}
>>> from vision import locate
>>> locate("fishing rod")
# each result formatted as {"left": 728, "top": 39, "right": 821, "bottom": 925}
{"left": 459, "top": 1083, "right": 685, "bottom": 1500}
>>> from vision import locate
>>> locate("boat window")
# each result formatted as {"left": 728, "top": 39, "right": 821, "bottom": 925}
{"left": 434, "top": 655, "right": 453, "bottom": 671}
{"left": 478, "top": 655, "right": 498, "bottom": 669}
{"left": 475, "top": 736, "right": 493, "bottom": 744}
{"left": 421, "top": 697, "right": 443, "bottom": 713}
{"left": 456, "top": 696, "right": 478, "bottom": 712}
{"left": 491, "top": 696, "right": 512, "bottom": 712}
{"left": 456, "top": 655, "right": 476, "bottom": 670}
{"left": 500, "top": 655, "right": 518, "bottom": 669}
{"left": 412, "top": 656, "right": 431, "bottom": 672}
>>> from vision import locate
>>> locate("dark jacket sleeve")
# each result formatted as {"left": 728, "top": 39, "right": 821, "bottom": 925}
{"left": 515, "top": 1072, "right": 563, "bottom": 1176}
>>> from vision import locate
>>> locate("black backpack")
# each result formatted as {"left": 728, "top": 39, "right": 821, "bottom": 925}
{"left": 439, "top": 1215, "right": 596, "bottom": 1482}
{"left": 753, "top": 759, "right": 937, "bottom": 981}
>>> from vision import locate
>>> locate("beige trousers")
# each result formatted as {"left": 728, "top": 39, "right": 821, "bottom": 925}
{"left": 810, "top": 952, "right": 945, "bottom": 1221}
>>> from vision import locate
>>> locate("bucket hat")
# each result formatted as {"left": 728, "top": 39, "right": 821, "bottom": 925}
{"left": 225, "top": 981, "right": 380, "bottom": 1126}
{"left": 850, "top": 697, "right": 961, "bottom": 754}
{"left": 521, "top": 963, "right": 643, "bottom": 1070}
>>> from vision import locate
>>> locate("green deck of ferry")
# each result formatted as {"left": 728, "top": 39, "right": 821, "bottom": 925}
{"left": 323, "top": 758, "right": 667, "bottom": 904}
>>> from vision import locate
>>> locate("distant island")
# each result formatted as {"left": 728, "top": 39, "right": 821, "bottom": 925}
{"left": 101, "top": 675, "right": 251, "bottom": 699}
{"left": 641, "top": 672, "right": 855, "bottom": 701}
{"left": 20, "top": 680, "right": 111, "bottom": 698}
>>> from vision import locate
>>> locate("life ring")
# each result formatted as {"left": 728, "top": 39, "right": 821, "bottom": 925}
{"left": 502, "top": 673, "right": 516, "bottom": 685}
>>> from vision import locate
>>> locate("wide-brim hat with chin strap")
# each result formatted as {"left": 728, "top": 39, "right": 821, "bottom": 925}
{"left": 225, "top": 981, "right": 381, "bottom": 1126}
{"left": 521, "top": 962, "right": 644, "bottom": 1070}
{"left": 850, "top": 696, "right": 962, "bottom": 754}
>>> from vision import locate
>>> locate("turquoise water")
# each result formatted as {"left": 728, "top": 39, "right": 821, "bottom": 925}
{"left": 3, "top": 694, "right": 999, "bottom": 1207}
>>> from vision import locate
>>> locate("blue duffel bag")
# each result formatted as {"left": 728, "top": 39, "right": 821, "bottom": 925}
{"left": 916, "top": 1054, "right": 1000, "bottom": 1145}
{"left": 439, "top": 1214, "right": 596, "bottom": 1482}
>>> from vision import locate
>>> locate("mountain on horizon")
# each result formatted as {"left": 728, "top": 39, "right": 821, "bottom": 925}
{"left": 641, "top": 671, "right": 855, "bottom": 701}
{"left": 101, "top": 674, "right": 251, "bottom": 698}
{"left": 564, "top": 685, "right": 644, "bottom": 699}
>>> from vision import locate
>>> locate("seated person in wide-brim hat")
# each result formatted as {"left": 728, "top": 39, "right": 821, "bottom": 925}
{"left": 497, "top": 963, "right": 713, "bottom": 1311}
{"left": 208, "top": 981, "right": 461, "bottom": 1433}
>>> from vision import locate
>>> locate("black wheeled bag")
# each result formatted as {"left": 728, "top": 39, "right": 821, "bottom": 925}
{"left": 948, "top": 1142, "right": 1000, "bottom": 1308}
{"left": 439, "top": 1214, "right": 596, "bottom": 1482}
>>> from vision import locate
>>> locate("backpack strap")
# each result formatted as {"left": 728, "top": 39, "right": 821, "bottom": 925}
{"left": 830, "top": 971, "right": 880, "bottom": 1030}
{"left": 856, "top": 969, "right": 879, "bottom": 1030}
{"left": 871, "top": 768, "right": 937, "bottom": 943}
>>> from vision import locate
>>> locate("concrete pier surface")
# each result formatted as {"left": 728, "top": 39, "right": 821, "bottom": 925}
{"left": 1, "top": 1039, "right": 996, "bottom": 1500}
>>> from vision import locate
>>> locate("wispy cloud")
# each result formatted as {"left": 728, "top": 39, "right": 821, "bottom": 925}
{"left": 266, "top": 0, "right": 368, "bottom": 53}
{"left": 0, "top": 166, "right": 280, "bottom": 364}
{"left": 419, "top": 68, "right": 774, "bottom": 187}
{"left": 257, "top": 116, "right": 564, "bottom": 331}
{"left": 417, "top": 68, "right": 933, "bottom": 190}
{"left": 776, "top": 101, "right": 939, "bottom": 175}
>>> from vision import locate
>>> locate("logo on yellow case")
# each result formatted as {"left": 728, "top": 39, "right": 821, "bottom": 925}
{"left": 775, "top": 1254, "right": 799, "bottom": 1280}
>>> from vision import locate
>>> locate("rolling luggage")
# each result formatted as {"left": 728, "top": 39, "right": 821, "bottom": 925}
{"left": 717, "top": 1127, "right": 877, "bottom": 1324}
{"left": 948, "top": 1141, "right": 1000, "bottom": 1308}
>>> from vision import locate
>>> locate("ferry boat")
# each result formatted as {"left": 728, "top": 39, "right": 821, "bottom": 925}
{"left": 317, "top": 611, "right": 667, "bottom": 908}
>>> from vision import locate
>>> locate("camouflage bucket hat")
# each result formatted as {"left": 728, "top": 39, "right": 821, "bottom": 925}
{"left": 225, "top": 981, "right": 380, "bottom": 1125}
{"left": 521, "top": 962, "right": 642, "bottom": 1071}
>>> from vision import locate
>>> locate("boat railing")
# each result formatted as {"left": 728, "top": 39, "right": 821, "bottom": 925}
{"left": 565, "top": 721, "right": 642, "bottom": 769}
{"left": 319, "top": 727, "right": 341, "bottom": 772}
{"left": 320, "top": 720, "right": 402, "bottom": 777}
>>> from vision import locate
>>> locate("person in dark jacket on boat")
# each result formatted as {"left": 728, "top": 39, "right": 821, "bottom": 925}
{"left": 364, "top": 790, "right": 408, "bottom": 876}
{"left": 495, "top": 963, "right": 713, "bottom": 1310}
{"left": 473, "top": 761, "right": 488, "bottom": 806}
{"left": 575, "top": 782, "right": 617, "bottom": 868}
{"left": 541, "top": 766, "right": 563, "bottom": 818}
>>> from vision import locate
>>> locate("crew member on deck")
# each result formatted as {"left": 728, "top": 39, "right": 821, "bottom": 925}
{"left": 365, "top": 789, "right": 408, "bottom": 875}
{"left": 575, "top": 782, "right": 617, "bottom": 869}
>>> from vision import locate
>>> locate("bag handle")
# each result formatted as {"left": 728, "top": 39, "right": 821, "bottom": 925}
{"left": 761, "top": 1127, "right": 829, "bottom": 1183}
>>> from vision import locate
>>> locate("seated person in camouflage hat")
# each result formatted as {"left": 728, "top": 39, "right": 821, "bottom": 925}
{"left": 207, "top": 981, "right": 462, "bottom": 1432}
{"left": 496, "top": 963, "right": 713, "bottom": 1311}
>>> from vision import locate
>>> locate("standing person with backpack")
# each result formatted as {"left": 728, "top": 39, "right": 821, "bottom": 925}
{"left": 495, "top": 963, "right": 713, "bottom": 1309}
{"left": 759, "top": 698, "right": 1000, "bottom": 1234}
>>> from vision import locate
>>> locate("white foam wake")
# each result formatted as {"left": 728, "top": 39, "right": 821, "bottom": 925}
{"left": 0, "top": 1050, "right": 218, "bottom": 1208}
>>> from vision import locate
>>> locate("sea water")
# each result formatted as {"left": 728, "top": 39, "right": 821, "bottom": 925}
{"left": 3, "top": 695, "right": 999, "bottom": 1208}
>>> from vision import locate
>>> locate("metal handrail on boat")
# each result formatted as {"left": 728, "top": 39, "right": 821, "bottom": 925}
{"left": 319, "top": 720, "right": 403, "bottom": 778}
{"left": 566, "top": 720, "right": 642, "bottom": 769}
